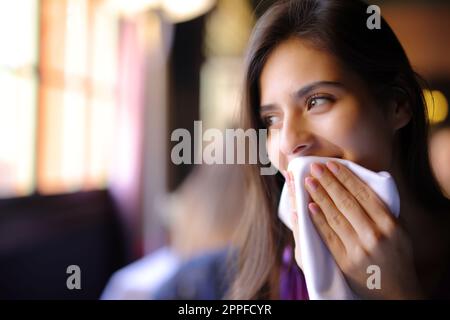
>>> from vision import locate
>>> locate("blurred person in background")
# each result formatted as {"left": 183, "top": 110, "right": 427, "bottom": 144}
{"left": 103, "top": 134, "right": 244, "bottom": 300}
{"left": 153, "top": 163, "right": 243, "bottom": 300}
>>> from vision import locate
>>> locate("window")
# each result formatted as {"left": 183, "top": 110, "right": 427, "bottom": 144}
{"left": 38, "top": 0, "right": 118, "bottom": 194}
{"left": 0, "top": 0, "right": 39, "bottom": 197}
{"left": 0, "top": 0, "right": 119, "bottom": 198}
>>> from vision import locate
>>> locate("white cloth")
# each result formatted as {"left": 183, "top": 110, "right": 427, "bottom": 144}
{"left": 278, "top": 156, "right": 400, "bottom": 300}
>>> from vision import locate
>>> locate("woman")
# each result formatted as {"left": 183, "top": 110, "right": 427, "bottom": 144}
{"left": 229, "top": 0, "right": 450, "bottom": 299}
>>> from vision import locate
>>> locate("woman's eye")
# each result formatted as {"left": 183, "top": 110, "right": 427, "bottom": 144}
{"left": 262, "top": 115, "right": 280, "bottom": 127}
{"left": 307, "top": 95, "right": 332, "bottom": 110}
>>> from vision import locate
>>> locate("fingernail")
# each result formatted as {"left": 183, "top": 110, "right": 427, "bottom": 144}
{"left": 308, "top": 202, "right": 320, "bottom": 215}
{"left": 326, "top": 161, "right": 339, "bottom": 174}
{"left": 305, "top": 177, "right": 318, "bottom": 191}
{"left": 310, "top": 163, "right": 324, "bottom": 178}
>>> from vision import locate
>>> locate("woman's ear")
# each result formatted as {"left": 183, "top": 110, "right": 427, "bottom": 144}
{"left": 390, "top": 88, "right": 412, "bottom": 132}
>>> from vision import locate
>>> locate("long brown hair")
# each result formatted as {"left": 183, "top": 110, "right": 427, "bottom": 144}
{"left": 228, "top": 0, "right": 449, "bottom": 299}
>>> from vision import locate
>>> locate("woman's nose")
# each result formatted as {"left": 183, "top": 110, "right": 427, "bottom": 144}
{"left": 279, "top": 115, "right": 314, "bottom": 158}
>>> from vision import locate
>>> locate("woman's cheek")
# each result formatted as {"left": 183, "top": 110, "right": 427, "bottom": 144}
{"left": 319, "top": 110, "right": 392, "bottom": 171}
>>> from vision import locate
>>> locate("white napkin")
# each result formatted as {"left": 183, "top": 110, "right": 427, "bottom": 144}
{"left": 278, "top": 156, "right": 400, "bottom": 300}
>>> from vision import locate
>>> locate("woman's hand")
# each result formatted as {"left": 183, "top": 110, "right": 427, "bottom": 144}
{"left": 287, "top": 161, "right": 424, "bottom": 299}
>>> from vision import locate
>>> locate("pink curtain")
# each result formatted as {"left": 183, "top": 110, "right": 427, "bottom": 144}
{"left": 110, "top": 18, "right": 148, "bottom": 258}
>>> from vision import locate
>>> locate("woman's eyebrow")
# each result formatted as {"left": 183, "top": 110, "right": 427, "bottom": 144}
{"left": 259, "top": 81, "right": 344, "bottom": 112}
{"left": 259, "top": 104, "right": 278, "bottom": 114}
{"left": 293, "top": 81, "right": 344, "bottom": 100}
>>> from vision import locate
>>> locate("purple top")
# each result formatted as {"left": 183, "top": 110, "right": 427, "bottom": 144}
{"left": 280, "top": 246, "right": 309, "bottom": 300}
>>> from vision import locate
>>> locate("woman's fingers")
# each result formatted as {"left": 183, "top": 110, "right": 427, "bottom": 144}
{"left": 304, "top": 176, "right": 358, "bottom": 251}
{"left": 324, "top": 161, "right": 397, "bottom": 235}
{"left": 307, "top": 202, "right": 346, "bottom": 259}
{"left": 309, "top": 162, "right": 376, "bottom": 241}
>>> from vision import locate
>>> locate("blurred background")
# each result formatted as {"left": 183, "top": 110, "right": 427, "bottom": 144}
{"left": 0, "top": 0, "right": 449, "bottom": 299}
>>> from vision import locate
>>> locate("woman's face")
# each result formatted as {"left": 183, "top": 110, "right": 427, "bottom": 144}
{"left": 259, "top": 38, "right": 400, "bottom": 175}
